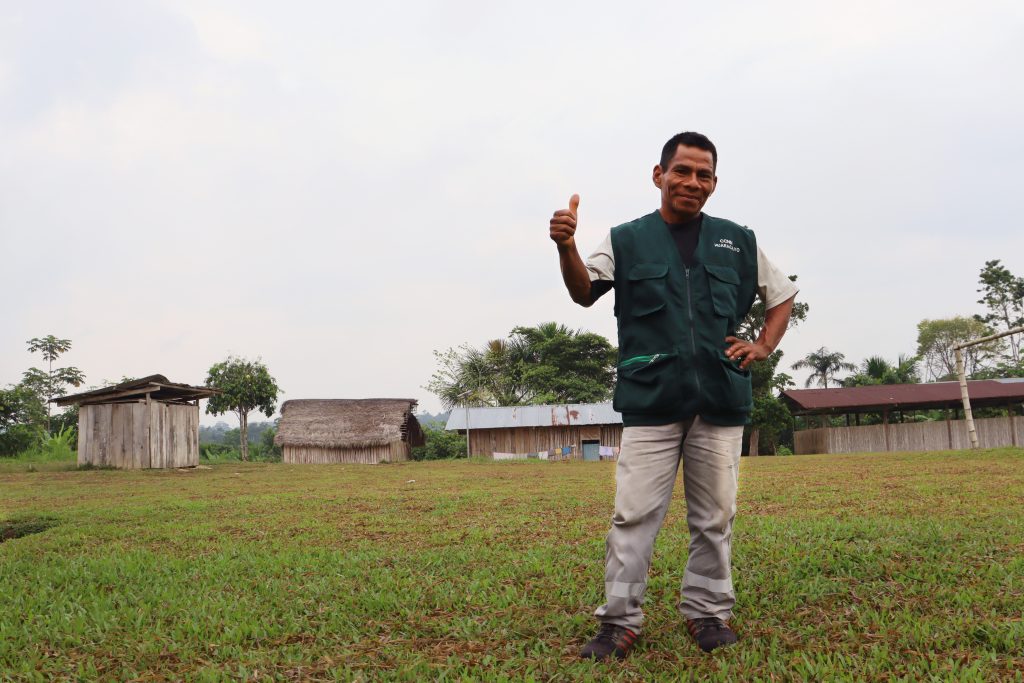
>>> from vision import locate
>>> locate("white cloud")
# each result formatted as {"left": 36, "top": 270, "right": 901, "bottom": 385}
{"left": 1, "top": 0, "right": 1023, "bottom": 420}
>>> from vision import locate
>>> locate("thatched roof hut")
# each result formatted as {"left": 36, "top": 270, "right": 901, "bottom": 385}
{"left": 275, "top": 398, "right": 425, "bottom": 464}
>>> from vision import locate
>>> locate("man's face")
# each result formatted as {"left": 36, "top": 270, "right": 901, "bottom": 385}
{"left": 653, "top": 144, "right": 717, "bottom": 221}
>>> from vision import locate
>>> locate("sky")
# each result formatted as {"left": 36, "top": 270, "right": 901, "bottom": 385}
{"left": 2, "top": 0, "right": 1023, "bottom": 424}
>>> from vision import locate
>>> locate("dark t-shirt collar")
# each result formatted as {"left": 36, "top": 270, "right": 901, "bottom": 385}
{"left": 664, "top": 212, "right": 703, "bottom": 232}
{"left": 665, "top": 212, "right": 703, "bottom": 266}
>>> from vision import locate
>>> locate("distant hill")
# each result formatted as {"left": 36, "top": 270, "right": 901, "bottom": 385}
{"left": 415, "top": 411, "right": 450, "bottom": 429}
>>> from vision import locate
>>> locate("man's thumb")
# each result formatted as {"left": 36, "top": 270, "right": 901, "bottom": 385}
{"left": 569, "top": 194, "right": 580, "bottom": 215}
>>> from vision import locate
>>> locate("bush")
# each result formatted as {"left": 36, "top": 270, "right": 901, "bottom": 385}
{"left": 15, "top": 427, "right": 76, "bottom": 462}
{"left": 248, "top": 441, "right": 282, "bottom": 463}
{"left": 411, "top": 425, "right": 466, "bottom": 461}
{"left": 201, "top": 438, "right": 282, "bottom": 463}
{"left": 49, "top": 407, "right": 79, "bottom": 448}
{"left": 775, "top": 445, "right": 793, "bottom": 456}
{"left": 200, "top": 443, "right": 240, "bottom": 461}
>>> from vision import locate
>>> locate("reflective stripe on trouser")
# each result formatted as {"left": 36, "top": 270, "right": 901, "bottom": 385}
{"left": 593, "top": 416, "right": 743, "bottom": 631}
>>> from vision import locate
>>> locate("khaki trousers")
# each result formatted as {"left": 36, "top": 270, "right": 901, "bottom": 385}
{"left": 594, "top": 416, "right": 743, "bottom": 631}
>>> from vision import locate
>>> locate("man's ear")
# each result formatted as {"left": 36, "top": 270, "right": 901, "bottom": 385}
{"left": 652, "top": 165, "right": 663, "bottom": 189}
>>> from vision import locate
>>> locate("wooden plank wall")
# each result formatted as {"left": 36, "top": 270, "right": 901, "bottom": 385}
{"left": 795, "top": 416, "right": 1024, "bottom": 455}
{"left": 283, "top": 441, "right": 409, "bottom": 464}
{"left": 78, "top": 402, "right": 199, "bottom": 469}
{"left": 468, "top": 425, "right": 624, "bottom": 458}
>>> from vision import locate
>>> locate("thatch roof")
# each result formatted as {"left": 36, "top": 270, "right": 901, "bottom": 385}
{"left": 53, "top": 374, "right": 219, "bottom": 406}
{"left": 275, "top": 399, "right": 424, "bottom": 449}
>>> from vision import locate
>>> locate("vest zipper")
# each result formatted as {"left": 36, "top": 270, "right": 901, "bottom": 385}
{"left": 684, "top": 266, "right": 702, "bottom": 394}
{"left": 620, "top": 353, "right": 663, "bottom": 368}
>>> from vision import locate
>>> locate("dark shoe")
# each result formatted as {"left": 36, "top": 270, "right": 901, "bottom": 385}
{"left": 686, "top": 617, "right": 738, "bottom": 652}
{"left": 579, "top": 623, "right": 639, "bottom": 661}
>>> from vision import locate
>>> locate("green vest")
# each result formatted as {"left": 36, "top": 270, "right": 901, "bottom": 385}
{"left": 610, "top": 211, "right": 759, "bottom": 427}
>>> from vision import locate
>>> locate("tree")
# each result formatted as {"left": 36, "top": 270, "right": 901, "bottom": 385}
{"left": 427, "top": 341, "right": 526, "bottom": 409}
{"left": 410, "top": 424, "right": 467, "bottom": 460}
{"left": 791, "top": 347, "right": 856, "bottom": 389}
{"left": 916, "top": 317, "right": 1000, "bottom": 381}
{"left": 427, "top": 323, "right": 616, "bottom": 410}
{"left": 0, "top": 383, "right": 47, "bottom": 456}
{"left": 513, "top": 322, "right": 617, "bottom": 404}
{"left": 734, "top": 275, "right": 809, "bottom": 343}
{"left": 23, "top": 335, "right": 85, "bottom": 434}
{"left": 750, "top": 392, "right": 793, "bottom": 455}
{"left": 729, "top": 274, "right": 808, "bottom": 455}
{"left": 746, "top": 350, "right": 795, "bottom": 455}
{"left": 842, "top": 354, "right": 920, "bottom": 386}
{"left": 257, "top": 423, "right": 282, "bottom": 461}
{"left": 975, "top": 259, "right": 1024, "bottom": 366}
{"left": 204, "top": 357, "right": 280, "bottom": 461}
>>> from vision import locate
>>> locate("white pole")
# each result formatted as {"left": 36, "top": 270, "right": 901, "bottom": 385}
{"left": 952, "top": 325, "right": 1024, "bottom": 450}
{"left": 955, "top": 346, "right": 979, "bottom": 449}
{"left": 456, "top": 389, "right": 473, "bottom": 459}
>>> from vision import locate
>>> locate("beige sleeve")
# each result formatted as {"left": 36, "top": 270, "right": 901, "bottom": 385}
{"left": 585, "top": 232, "right": 615, "bottom": 282}
{"left": 757, "top": 245, "right": 799, "bottom": 309}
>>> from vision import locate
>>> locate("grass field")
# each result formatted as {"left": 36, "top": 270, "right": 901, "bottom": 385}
{"left": 2, "top": 448, "right": 1023, "bottom": 681}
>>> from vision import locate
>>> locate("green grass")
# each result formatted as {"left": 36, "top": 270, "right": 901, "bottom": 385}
{"left": 1, "top": 448, "right": 1023, "bottom": 681}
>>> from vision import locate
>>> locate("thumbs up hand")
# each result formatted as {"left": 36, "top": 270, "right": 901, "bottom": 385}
{"left": 549, "top": 194, "right": 580, "bottom": 250}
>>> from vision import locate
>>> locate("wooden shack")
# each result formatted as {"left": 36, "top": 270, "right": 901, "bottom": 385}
{"left": 445, "top": 403, "right": 623, "bottom": 460}
{"left": 274, "top": 399, "right": 424, "bottom": 464}
{"left": 53, "top": 375, "right": 219, "bottom": 469}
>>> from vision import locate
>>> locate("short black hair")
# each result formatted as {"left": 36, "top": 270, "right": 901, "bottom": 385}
{"left": 660, "top": 132, "right": 717, "bottom": 170}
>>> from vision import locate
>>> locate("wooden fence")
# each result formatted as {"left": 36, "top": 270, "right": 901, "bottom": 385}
{"left": 794, "top": 415, "right": 1023, "bottom": 455}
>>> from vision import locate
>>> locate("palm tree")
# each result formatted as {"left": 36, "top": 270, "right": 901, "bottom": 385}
{"left": 862, "top": 355, "right": 893, "bottom": 382}
{"left": 791, "top": 347, "right": 856, "bottom": 389}
{"left": 892, "top": 354, "right": 921, "bottom": 384}
{"left": 843, "top": 353, "right": 922, "bottom": 387}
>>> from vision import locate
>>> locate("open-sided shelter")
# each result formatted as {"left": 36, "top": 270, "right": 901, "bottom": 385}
{"left": 445, "top": 402, "right": 623, "bottom": 460}
{"left": 54, "top": 375, "right": 219, "bottom": 469}
{"left": 274, "top": 399, "right": 424, "bottom": 464}
{"left": 782, "top": 379, "right": 1024, "bottom": 454}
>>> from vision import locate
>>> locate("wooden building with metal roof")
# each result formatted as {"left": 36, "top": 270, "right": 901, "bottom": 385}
{"left": 445, "top": 403, "right": 623, "bottom": 460}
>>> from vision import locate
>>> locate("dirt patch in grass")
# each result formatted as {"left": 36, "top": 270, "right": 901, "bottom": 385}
{"left": 0, "top": 514, "right": 59, "bottom": 542}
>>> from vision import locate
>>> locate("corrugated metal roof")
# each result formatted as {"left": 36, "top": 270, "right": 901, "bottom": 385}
{"left": 782, "top": 379, "right": 1024, "bottom": 414}
{"left": 445, "top": 402, "right": 622, "bottom": 430}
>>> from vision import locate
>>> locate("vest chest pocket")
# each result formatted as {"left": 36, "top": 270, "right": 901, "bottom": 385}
{"left": 704, "top": 263, "right": 740, "bottom": 319}
{"left": 627, "top": 263, "right": 669, "bottom": 317}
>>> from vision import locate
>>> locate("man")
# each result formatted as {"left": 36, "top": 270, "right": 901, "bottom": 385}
{"left": 549, "top": 131, "right": 798, "bottom": 660}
